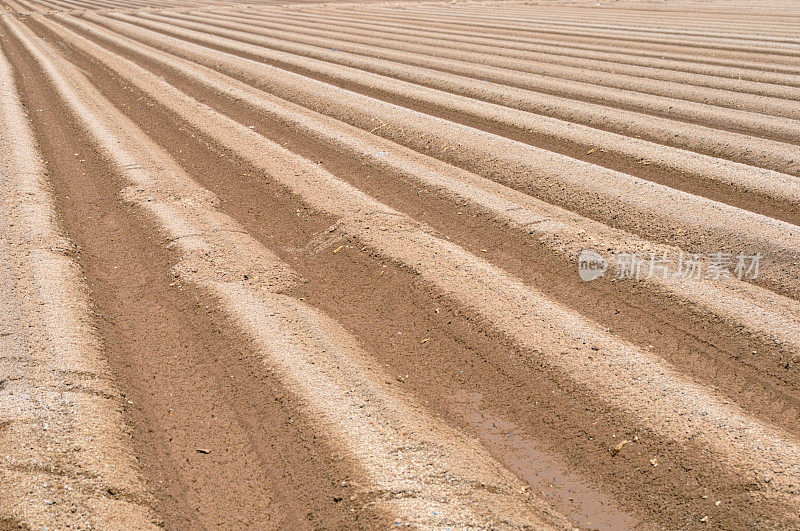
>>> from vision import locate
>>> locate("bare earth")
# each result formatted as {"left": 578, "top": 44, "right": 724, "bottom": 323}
{"left": 1, "top": 0, "right": 799, "bottom": 528}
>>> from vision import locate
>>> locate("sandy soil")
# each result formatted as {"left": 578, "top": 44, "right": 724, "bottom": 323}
{"left": 1, "top": 0, "right": 799, "bottom": 528}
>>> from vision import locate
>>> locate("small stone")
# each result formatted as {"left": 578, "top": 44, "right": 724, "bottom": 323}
{"left": 610, "top": 439, "right": 629, "bottom": 457}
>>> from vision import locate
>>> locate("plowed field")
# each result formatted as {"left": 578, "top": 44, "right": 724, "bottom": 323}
{"left": 1, "top": 0, "right": 799, "bottom": 528}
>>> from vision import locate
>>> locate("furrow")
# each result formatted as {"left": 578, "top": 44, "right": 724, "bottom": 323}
{"left": 126, "top": 9, "right": 798, "bottom": 216}
{"left": 283, "top": 7, "right": 800, "bottom": 77}
{"left": 104, "top": 11, "right": 800, "bottom": 177}
{"left": 7, "top": 3, "right": 800, "bottom": 528}
{"left": 2, "top": 0, "right": 42, "bottom": 13}
{"left": 134, "top": 9, "right": 800, "bottom": 144}
{"left": 12, "top": 0, "right": 51, "bottom": 11}
{"left": 447, "top": 4, "right": 800, "bottom": 30}
{"left": 341, "top": 6, "right": 800, "bottom": 62}
{"left": 411, "top": 5, "right": 800, "bottom": 46}
{"left": 4, "top": 13, "right": 572, "bottom": 529}
{"left": 420, "top": 9, "right": 799, "bottom": 40}
{"left": 206, "top": 9, "right": 800, "bottom": 102}
{"left": 0, "top": 31, "right": 158, "bottom": 530}
{"left": 167, "top": 10, "right": 800, "bottom": 124}
{"left": 37, "top": 0, "right": 96, "bottom": 11}
{"left": 16, "top": 12, "right": 800, "bottom": 525}
{"left": 80, "top": 12, "right": 800, "bottom": 302}
{"left": 52, "top": 11, "right": 800, "bottom": 365}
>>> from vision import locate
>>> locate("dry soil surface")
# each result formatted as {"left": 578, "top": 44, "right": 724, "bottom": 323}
{"left": 1, "top": 0, "right": 799, "bottom": 528}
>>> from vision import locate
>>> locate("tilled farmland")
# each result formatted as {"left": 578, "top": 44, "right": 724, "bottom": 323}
{"left": 1, "top": 0, "right": 799, "bottom": 528}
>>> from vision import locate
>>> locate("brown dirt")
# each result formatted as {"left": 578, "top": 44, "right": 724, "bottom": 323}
{"left": 2, "top": 1, "right": 800, "bottom": 529}
{"left": 1, "top": 26, "right": 376, "bottom": 530}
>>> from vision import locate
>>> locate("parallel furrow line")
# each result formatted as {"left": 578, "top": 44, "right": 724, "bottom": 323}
{"left": 77, "top": 12, "right": 800, "bottom": 219}
{"left": 341, "top": 6, "right": 800, "bottom": 60}
{"left": 205, "top": 9, "right": 800, "bottom": 101}
{"left": 284, "top": 7, "right": 800, "bottom": 74}
{"left": 53, "top": 11, "right": 800, "bottom": 371}
{"left": 98, "top": 13, "right": 800, "bottom": 176}
{"left": 84, "top": 11, "right": 800, "bottom": 303}
{"left": 13, "top": 15, "right": 800, "bottom": 524}
{"left": 167, "top": 10, "right": 800, "bottom": 121}
{"left": 406, "top": 5, "right": 800, "bottom": 46}
{"left": 0, "top": 30, "right": 158, "bottom": 530}
{"left": 5, "top": 14, "right": 571, "bottom": 529}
